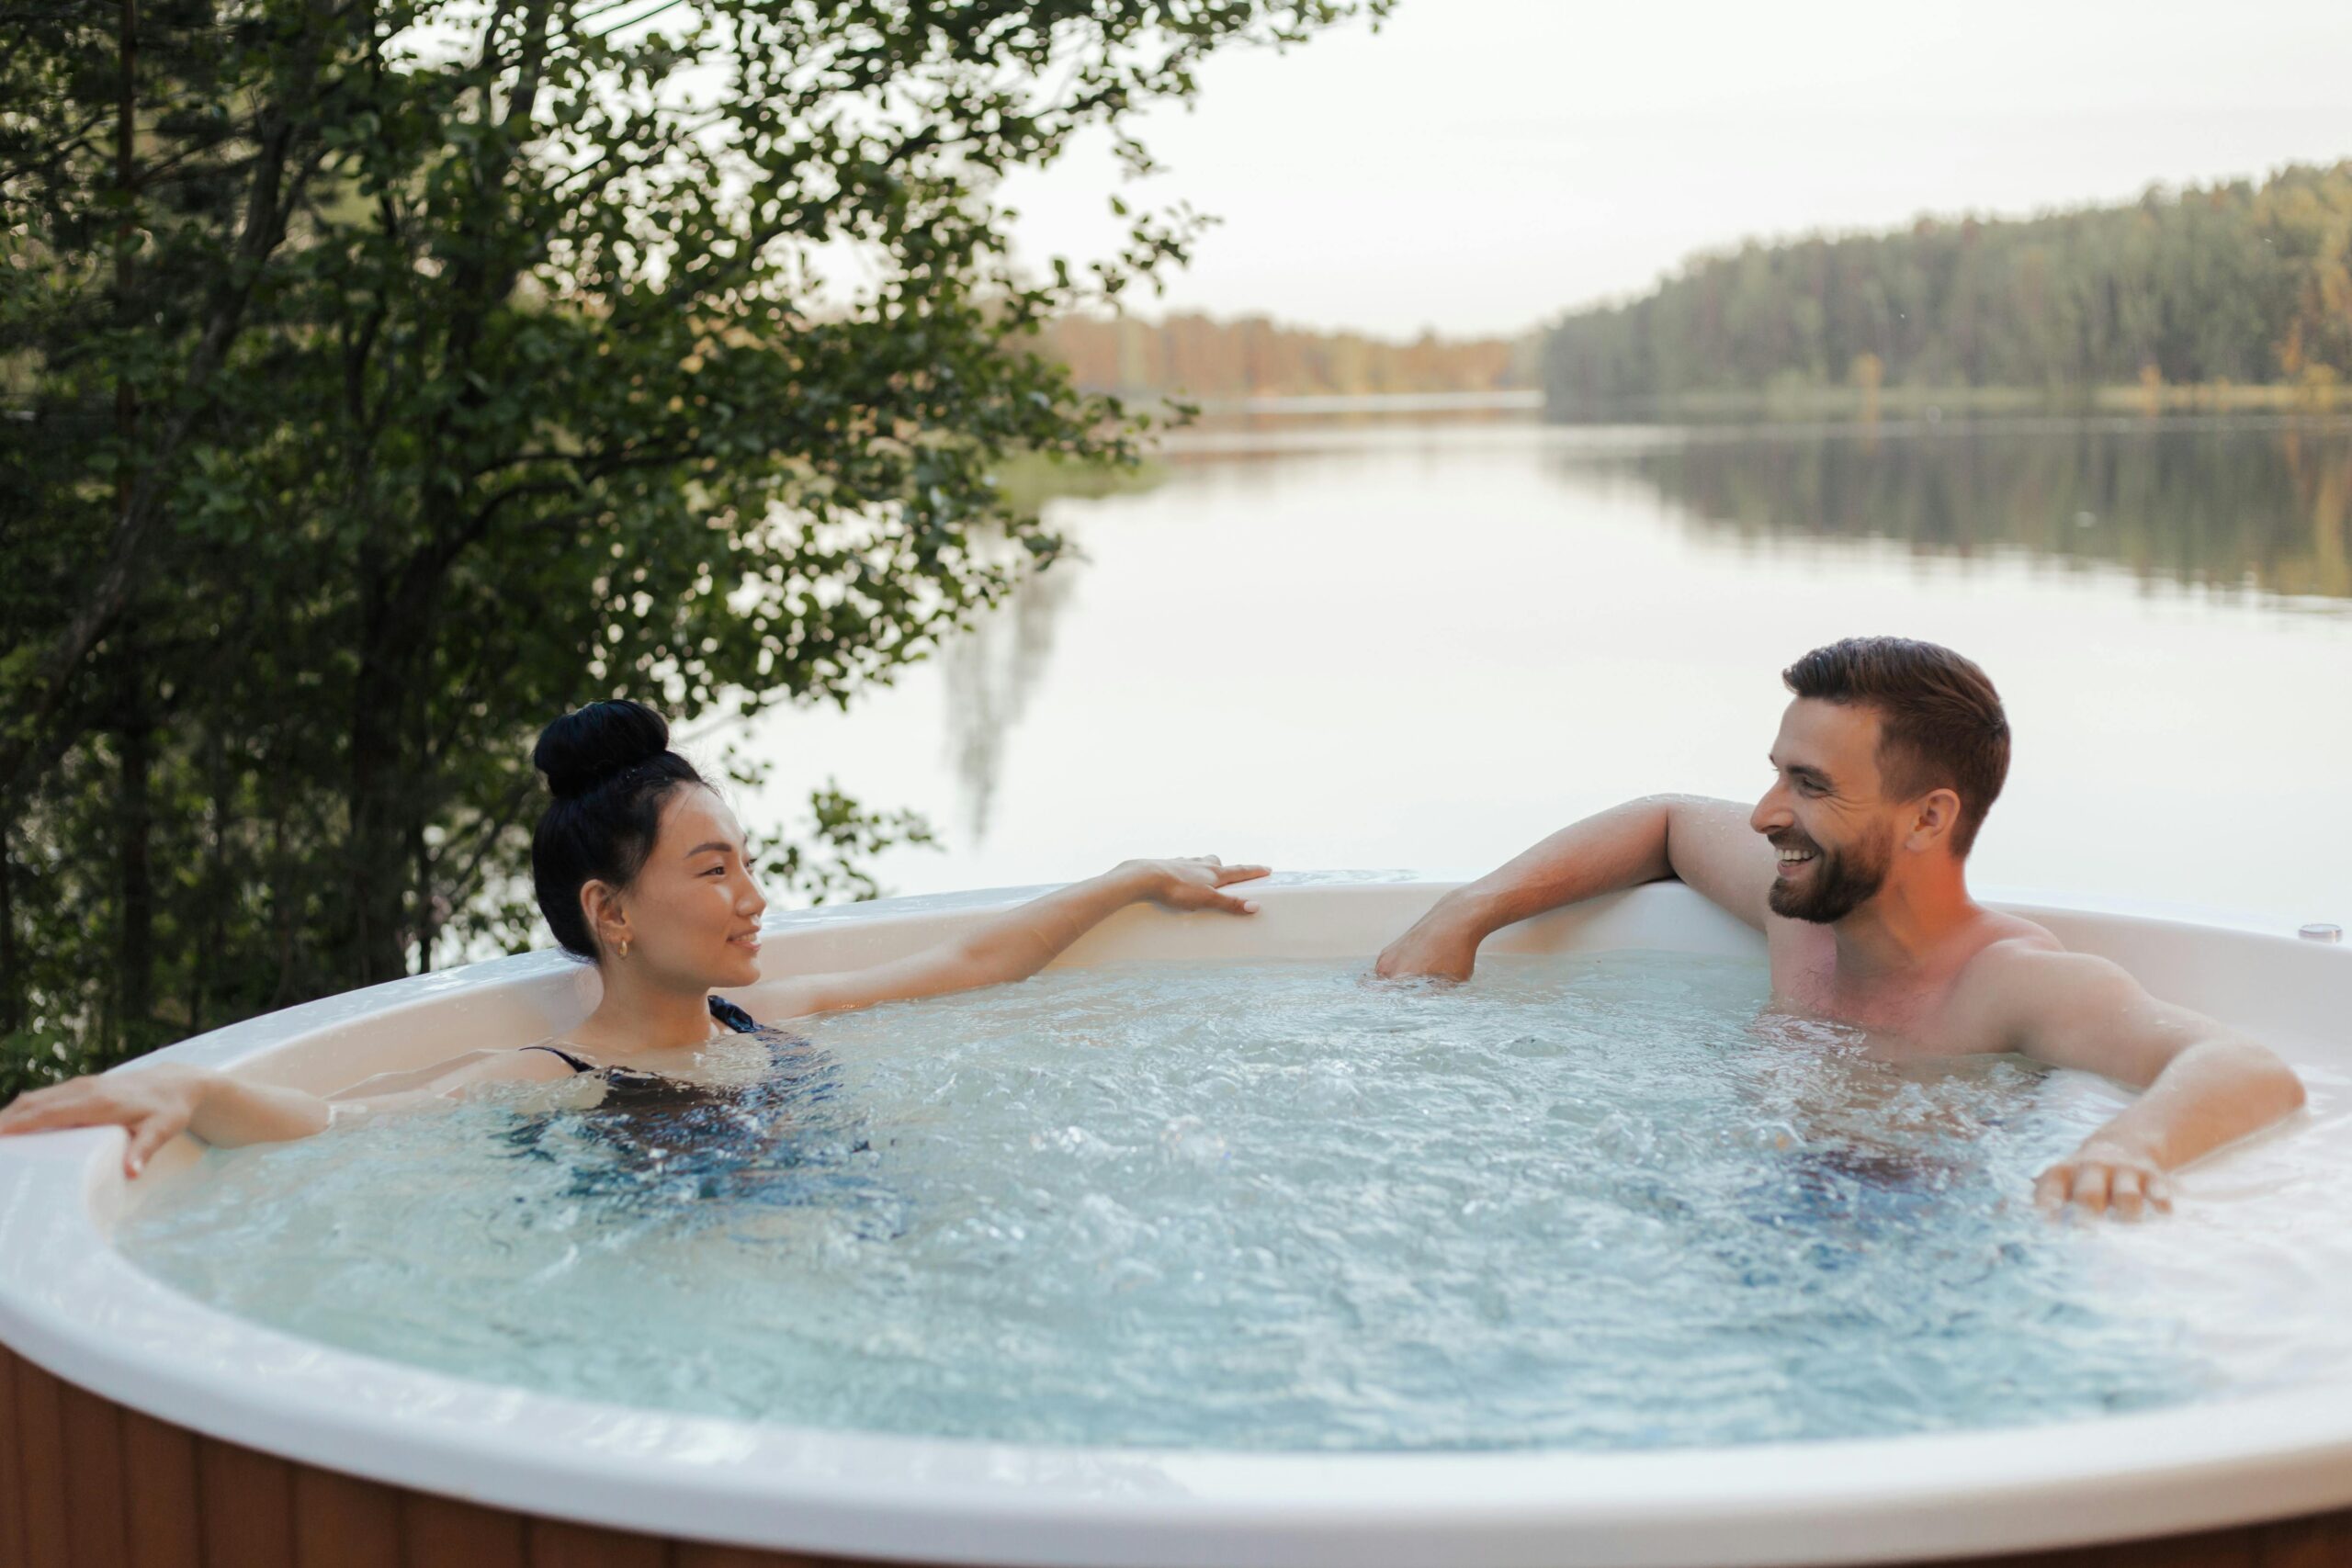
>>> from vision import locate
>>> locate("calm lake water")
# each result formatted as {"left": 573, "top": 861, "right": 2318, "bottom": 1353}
{"left": 735, "top": 414, "right": 2351, "bottom": 930}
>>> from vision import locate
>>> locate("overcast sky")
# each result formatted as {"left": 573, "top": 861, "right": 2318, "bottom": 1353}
{"left": 996, "top": 0, "right": 2352, "bottom": 340}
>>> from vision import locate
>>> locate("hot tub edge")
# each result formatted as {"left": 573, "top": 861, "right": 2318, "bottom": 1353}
{"left": 9, "top": 1340, "right": 2352, "bottom": 1568}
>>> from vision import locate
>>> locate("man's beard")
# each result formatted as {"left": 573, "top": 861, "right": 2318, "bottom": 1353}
{"left": 1767, "top": 824, "right": 1893, "bottom": 923}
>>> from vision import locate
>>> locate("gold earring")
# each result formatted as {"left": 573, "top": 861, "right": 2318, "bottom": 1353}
{"left": 617, "top": 937, "right": 630, "bottom": 959}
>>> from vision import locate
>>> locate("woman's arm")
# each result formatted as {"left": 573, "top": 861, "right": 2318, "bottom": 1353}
{"left": 0, "top": 1048, "right": 571, "bottom": 1176}
{"left": 761, "top": 856, "right": 1268, "bottom": 1020}
{"left": 0, "top": 1064, "right": 329, "bottom": 1175}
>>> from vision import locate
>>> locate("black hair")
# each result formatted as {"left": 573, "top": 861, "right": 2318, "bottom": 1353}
{"left": 530, "top": 700, "right": 707, "bottom": 960}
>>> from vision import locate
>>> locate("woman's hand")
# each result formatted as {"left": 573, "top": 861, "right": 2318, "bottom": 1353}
{"left": 0, "top": 1065, "right": 217, "bottom": 1178}
{"left": 1117, "top": 855, "right": 1271, "bottom": 916}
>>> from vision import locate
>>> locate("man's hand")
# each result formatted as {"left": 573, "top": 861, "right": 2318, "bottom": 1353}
{"left": 1374, "top": 902, "right": 1485, "bottom": 982}
{"left": 1371, "top": 797, "right": 1760, "bottom": 984}
{"left": 2035, "top": 1141, "right": 2175, "bottom": 1221}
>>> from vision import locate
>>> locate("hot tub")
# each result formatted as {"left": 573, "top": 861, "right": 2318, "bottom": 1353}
{"left": 4, "top": 874, "right": 2350, "bottom": 1568}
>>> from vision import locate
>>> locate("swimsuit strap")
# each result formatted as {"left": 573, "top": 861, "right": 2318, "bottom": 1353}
{"left": 707, "top": 995, "right": 761, "bottom": 1034}
{"left": 522, "top": 998, "right": 757, "bottom": 1076}
{"left": 520, "top": 1043, "right": 681, "bottom": 1093}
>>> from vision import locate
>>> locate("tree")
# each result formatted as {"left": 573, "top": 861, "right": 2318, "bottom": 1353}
{"left": 1540, "top": 164, "right": 2352, "bottom": 417}
{"left": 0, "top": 0, "right": 1385, "bottom": 1094}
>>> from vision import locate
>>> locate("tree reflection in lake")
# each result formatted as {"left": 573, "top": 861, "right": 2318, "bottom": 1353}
{"left": 1595, "top": 417, "right": 2352, "bottom": 602}
{"left": 742, "top": 412, "right": 2352, "bottom": 923}
{"left": 937, "top": 415, "right": 2352, "bottom": 858}
{"left": 942, "top": 551, "right": 1081, "bottom": 841}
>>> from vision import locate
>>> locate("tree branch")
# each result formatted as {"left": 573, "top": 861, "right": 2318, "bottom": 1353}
{"left": 0, "top": 110, "right": 109, "bottom": 186}
{"left": 0, "top": 1, "right": 341, "bottom": 801}
{"left": 433, "top": 774, "right": 540, "bottom": 920}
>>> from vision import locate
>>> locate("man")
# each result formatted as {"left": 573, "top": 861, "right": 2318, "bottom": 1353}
{"left": 1374, "top": 636, "right": 2304, "bottom": 1220}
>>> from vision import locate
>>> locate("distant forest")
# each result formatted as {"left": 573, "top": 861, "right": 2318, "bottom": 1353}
{"left": 1544, "top": 162, "right": 2352, "bottom": 418}
{"left": 1042, "top": 312, "right": 1536, "bottom": 401}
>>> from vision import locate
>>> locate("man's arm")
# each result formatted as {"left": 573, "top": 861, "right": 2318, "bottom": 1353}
{"left": 1966, "top": 944, "right": 2307, "bottom": 1218}
{"left": 1374, "top": 796, "right": 1775, "bottom": 980}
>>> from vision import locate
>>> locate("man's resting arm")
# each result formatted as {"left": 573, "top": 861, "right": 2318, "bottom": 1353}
{"left": 1970, "top": 944, "right": 2307, "bottom": 1216}
{"left": 1374, "top": 795, "right": 1774, "bottom": 980}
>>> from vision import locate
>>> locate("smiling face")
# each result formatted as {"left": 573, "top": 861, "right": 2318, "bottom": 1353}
{"left": 1751, "top": 698, "right": 1905, "bottom": 924}
{"left": 582, "top": 784, "right": 767, "bottom": 988}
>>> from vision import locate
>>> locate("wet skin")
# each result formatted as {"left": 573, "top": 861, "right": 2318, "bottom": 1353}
{"left": 1375, "top": 697, "right": 2308, "bottom": 1220}
{"left": 0, "top": 780, "right": 1272, "bottom": 1177}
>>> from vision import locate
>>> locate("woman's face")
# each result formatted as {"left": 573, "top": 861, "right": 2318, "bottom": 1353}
{"left": 592, "top": 784, "right": 767, "bottom": 989}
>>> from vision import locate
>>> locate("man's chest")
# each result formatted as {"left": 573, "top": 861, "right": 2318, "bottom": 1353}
{"left": 1766, "top": 933, "right": 2005, "bottom": 1057}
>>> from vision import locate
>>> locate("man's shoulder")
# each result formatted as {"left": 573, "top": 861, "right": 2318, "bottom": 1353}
{"left": 1950, "top": 920, "right": 2141, "bottom": 1028}
{"left": 1967, "top": 908, "right": 2066, "bottom": 959}
{"left": 1954, "top": 915, "right": 2083, "bottom": 985}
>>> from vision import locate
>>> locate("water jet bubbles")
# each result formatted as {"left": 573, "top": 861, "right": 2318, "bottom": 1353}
{"left": 1030, "top": 1124, "right": 1112, "bottom": 1160}
{"left": 1160, "top": 1115, "right": 1228, "bottom": 1168}
{"left": 1071, "top": 1192, "right": 1148, "bottom": 1262}
{"left": 121, "top": 954, "right": 2270, "bottom": 1451}
{"left": 1104, "top": 1257, "right": 1159, "bottom": 1292}
{"left": 1296, "top": 1062, "right": 1362, "bottom": 1114}
{"left": 1722, "top": 1119, "right": 1803, "bottom": 1153}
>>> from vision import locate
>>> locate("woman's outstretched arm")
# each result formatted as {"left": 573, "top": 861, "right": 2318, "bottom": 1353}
{"left": 0, "top": 1047, "right": 572, "bottom": 1176}
{"left": 0, "top": 1065, "right": 331, "bottom": 1175}
{"left": 760, "top": 856, "right": 1269, "bottom": 1021}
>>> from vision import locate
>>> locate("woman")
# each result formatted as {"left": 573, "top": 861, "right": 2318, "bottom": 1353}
{"left": 0, "top": 700, "right": 1269, "bottom": 1178}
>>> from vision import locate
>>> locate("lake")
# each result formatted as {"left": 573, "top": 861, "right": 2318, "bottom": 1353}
{"left": 733, "top": 413, "right": 2351, "bottom": 932}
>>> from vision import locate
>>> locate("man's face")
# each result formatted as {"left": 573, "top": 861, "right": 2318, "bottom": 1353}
{"left": 1751, "top": 699, "right": 1899, "bottom": 923}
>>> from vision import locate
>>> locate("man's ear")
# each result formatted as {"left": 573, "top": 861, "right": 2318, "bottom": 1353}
{"left": 1908, "top": 789, "right": 1963, "bottom": 852}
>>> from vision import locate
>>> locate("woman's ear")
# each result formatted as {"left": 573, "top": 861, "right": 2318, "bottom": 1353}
{"left": 580, "top": 879, "right": 629, "bottom": 957}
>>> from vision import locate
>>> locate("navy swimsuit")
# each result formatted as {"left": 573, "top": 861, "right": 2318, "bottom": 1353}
{"left": 501, "top": 995, "right": 899, "bottom": 1235}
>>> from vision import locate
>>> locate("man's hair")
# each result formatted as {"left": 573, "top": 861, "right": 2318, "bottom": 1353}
{"left": 1781, "top": 637, "right": 2010, "bottom": 856}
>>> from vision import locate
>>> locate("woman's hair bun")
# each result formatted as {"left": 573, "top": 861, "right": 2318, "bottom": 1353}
{"left": 529, "top": 700, "right": 706, "bottom": 960}
{"left": 534, "top": 700, "right": 673, "bottom": 800}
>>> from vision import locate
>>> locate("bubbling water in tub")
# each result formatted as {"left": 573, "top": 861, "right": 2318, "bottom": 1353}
{"left": 118, "top": 952, "right": 2352, "bottom": 1450}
